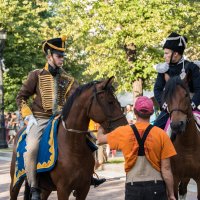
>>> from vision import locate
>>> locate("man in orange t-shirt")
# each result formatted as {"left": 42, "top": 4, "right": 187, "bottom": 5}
{"left": 97, "top": 96, "right": 176, "bottom": 200}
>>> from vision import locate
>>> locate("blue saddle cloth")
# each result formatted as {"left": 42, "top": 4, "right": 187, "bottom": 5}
{"left": 13, "top": 117, "right": 59, "bottom": 186}
{"left": 13, "top": 116, "right": 98, "bottom": 187}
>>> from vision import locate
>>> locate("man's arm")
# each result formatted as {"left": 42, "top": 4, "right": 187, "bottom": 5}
{"left": 154, "top": 73, "right": 166, "bottom": 107}
{"left": 161, "top": 158, "right": 176, "bottom": 200}
{"left": 190, "top": 63, "right": 200, "bottom": 107}
{"left": 16, "top": 70, "right": 38, "bottom": 118}
{"left": 97, "top": 126, "right": 108, "bottom": 145}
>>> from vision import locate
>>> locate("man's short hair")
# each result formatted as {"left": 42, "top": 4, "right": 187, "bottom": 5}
{"left": 134, "top": 109, "right": 151, "bottom": 119}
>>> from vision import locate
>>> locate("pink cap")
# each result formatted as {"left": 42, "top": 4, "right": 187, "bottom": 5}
{"left": 134, "top": 96, "right": 154, "bottom": 114}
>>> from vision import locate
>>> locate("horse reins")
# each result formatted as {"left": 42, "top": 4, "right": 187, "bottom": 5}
{"left": 61, "top": 119, "right": 97, "bottom": 133}
{"left": 87, "top": 83, "right": 124, "bottom": 132}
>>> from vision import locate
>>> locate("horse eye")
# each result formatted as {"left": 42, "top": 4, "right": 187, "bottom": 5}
{"left": 109, "top": 101, "right": 114, "bottom": 104}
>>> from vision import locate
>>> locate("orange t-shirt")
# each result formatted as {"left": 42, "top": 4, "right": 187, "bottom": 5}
{"left": 107, "top": 122, "right": 177, "bottom": 173}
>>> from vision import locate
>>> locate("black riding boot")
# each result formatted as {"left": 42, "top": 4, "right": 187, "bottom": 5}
{"left": 91, "top": 177, "right": 106, "bottom": 187}
{"left": 30, "top": 187, "right": 41, "bottom": 200}
{"left": 73, "top": 177, "right": 106, "bottom": 197}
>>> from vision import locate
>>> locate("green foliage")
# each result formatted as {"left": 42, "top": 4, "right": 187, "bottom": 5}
{"left": 0, "top": 0, "right": 200, "bottom": 110}
{"left": 52, "top": 0, "right": 200, "bottom": 91}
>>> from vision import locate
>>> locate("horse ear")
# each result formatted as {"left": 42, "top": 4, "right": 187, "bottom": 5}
{"left": 102, "top": 76, "right": 114, "bottom": 89}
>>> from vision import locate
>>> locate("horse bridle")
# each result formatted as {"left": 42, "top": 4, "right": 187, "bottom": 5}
{"left": 86, "top": 83, "right": 124, "bottom": 132}
{"left": 169, "top": 108, "right": 188, "bottom": 118}
{"left": 62, "top": 82, "right": 124, "bottom": 133}
{"left": 169, "top": 108, "right": 193, "bottom": 124}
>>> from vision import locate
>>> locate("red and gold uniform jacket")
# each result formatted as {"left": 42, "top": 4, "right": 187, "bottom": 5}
{"left": 16, "top": 63, "right": 78, "bottom": 119}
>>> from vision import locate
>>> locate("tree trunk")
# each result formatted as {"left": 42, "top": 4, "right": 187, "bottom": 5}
{"left": 132, "top": 79, "right": 143, "bottom": 103}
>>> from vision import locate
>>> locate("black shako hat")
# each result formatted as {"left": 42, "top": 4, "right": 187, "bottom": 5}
{"left": 163, "top": 32, "right": 187, "bottom": 55}
{"left": 42, "top": 35, "right": 67, "bottom": 56}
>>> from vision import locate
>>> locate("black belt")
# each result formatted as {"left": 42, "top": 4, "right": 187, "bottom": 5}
{"left": 126, "top": 180, "right": 165, "bottom": 186}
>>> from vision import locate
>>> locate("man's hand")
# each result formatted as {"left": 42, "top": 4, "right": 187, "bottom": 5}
{"left": 97, "top": 126, "right": 107, "bottom": 145}
{"left": 168, "top": 195, "right": 176, "bottom": 200}
{"left": 25, "top": 115, "right": 38, "bottom": 134}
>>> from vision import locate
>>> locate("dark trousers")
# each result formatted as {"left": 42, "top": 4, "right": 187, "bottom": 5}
{"left": 153, "top": 111, "right": 169, "bottom": 130}
{"left": 125, "top": 181, "right": 167, "bottom": 200}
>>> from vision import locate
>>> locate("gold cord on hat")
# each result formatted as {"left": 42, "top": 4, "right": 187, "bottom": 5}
{"left": 42, "top": 36, "right": 67, "bottom": 53}
{"left": 46, "top": 42, "right": 65, "bottom": 51}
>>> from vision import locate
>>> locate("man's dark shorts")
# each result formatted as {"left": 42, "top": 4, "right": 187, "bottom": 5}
{"left": 125, "top": 180, "right": 167, "bottom": 200}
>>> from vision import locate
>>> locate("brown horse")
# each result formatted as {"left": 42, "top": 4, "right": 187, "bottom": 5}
{"left": 10, "top": 77, "right": 128, "bottom": 200}
{"left": 163, "top": 75, "right": 200, "bottom": 200}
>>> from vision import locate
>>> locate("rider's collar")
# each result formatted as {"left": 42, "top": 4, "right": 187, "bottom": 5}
{"left": 155, "top": 57, "right": 185, "bottom": 75}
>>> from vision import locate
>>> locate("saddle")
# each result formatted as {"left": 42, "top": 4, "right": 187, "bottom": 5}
{"left": 14, "top": 116, "right": 98, "bottom": 187}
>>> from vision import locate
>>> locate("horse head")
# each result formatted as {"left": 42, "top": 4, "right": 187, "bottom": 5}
{"left": 162, "top": 75, "right": 191, "bottom": 136}
{"left": 62, "top": 76, "right": 128, "bottom": 133}
{"left": 87, "top": 76, "right": 128, "bottom": 132}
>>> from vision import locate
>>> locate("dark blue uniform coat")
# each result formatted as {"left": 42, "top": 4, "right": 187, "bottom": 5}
{"left": 153, "top": 60, "right": 200, "bottom": 129}
{"left": 154, "top": 60, "right": 200, "bottom": 108}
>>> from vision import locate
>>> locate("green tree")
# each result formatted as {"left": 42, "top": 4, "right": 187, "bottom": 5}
{"left": 53, "top": 0, "right": 200, "bottom": 93}
{"left": 0, "top": 0, "right": 53, "bottom": 111}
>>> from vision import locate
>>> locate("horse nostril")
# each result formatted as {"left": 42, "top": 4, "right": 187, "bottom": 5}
{"left": 170, "top": 121, "right": 183, "bottom": 131}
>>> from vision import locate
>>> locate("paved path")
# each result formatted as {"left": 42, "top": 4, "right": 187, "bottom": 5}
{"left": 0, "top": 150, "right": 198, "bottom": 199}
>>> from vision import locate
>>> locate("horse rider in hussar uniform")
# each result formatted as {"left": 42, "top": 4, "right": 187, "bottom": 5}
{"left": 153, "top": 32, "right": 200, "bottom": 129}
{"left": 16, "top": 36, "right": 105, "bottom": 200}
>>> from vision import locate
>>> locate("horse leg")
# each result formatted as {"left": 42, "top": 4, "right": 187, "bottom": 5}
{"left": 57, "top": 187, "right": 71, "bottom": 200}
{"left": 173, "top": 176, "right": 179, "bottom": 200}
{"left": 10, "top": 178, "right": 24, "bottom": 200}
{"left": 194, "top": 179, "right": 200, "bottom": 200}
{"left": 24, "top": 179, "right": 31, "bottom": 200}
{"left": 75, "top": 185, "right": 90, "bottom": 200}
{"left": 179, "top": 178, "right": 190, "bottom": 200}
{"left": 41, "top": 190, "right": 52, "bottom": 200}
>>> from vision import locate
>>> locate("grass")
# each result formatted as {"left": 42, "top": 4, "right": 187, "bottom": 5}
{"left": 106, "top": 158, "right": 124, "bottom": 164}
{"left": 0, "top": 147, "right": 13, "bottom": 152}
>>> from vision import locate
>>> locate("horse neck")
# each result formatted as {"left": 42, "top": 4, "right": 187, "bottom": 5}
{"left": 179, "top": 109, "right": 199, "bottom": 144}
{"left": 67, "top": 109, "right": 89, "bottom": 131}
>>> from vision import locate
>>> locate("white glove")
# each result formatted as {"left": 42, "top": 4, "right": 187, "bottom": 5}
{"left": 25, "top": 115, "right": 38, "bottom": 134}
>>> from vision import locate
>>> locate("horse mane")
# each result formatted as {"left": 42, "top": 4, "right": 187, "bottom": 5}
{"left": 162, "top": 76, "right": 189, "bottom": 104}
{"left": 62, "top": 80, "right": 100, "bottom": 121}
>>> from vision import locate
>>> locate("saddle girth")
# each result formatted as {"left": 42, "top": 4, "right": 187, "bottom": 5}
{"left": 130, "top": 124, "right": 154, "bottom": 156}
